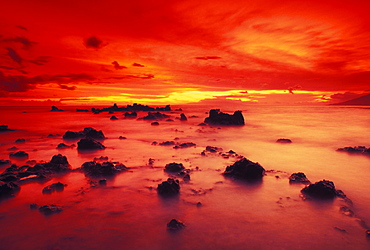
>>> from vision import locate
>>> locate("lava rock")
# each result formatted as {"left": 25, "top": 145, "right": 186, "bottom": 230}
{"left": 301, "top": 180, "right": 341, "bottom": 199}
{"left": 204, "top": 109, "right": 244, "bottom": 126}
{"left": 42, "top": 182, "right": 66, "bottom": 194}
{"left": 224, "top": 157, "right": 265, "bottom": 180}
{"left": 81, "top": 161, "right": 128, "bottom": 177}
{"left": 289, "top": 172, "right": 310, "bottom": 184}
{"left": 0, "top": 181, "right": 20, "bottom": 198}
{"left": 77, "top": 138, "right": 106, "bottom": 151}
{"left": 276, "top": 138, "right": 292, "bottom": 143}
{"left": 9, "top": 151, "right": 29, "bottom": 159}
{"left": 63, "top": 127, "right": 105, "bottom": 140}
{"left": 38, "top": 204, "right": 63, "bottom": 215}
{"left": 164, "top": 162, "right": 185, "bottom": 173}
{"left": 157, "top": 178, "right": 180, "bottom": 195}
{"left": 167, "top": 219, "right": 185, "bottom": 230}
{"left": 151, "top": 122, "right": 159, "bottom": 126}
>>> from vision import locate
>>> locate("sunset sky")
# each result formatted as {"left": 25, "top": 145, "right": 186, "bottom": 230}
{"left": 1, "top": 0, "right": 369, "bottom": 105}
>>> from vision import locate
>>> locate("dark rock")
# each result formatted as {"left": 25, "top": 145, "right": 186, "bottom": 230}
{"left": 80, "top": 161, "right": 128, "bottom": 177}
{"left": 205, "top": 146, "right": 222, "bottom": 153}
{"left": 63, "top": 127, "right": 105, "bottom": 140}
{"left": 337, "top": 146, "right": 370, "bottom": 155}
{"left": 276, "top": 138, "right": 292, "bottom": 143}
{"left": 110, "top": 115, "right": 118, "bottom": 120}
{"left": 47, "top": 134, "right": 60, "bottom": 138}
{"left": 301, "top": 180, "right": 341, "bottom": 199}
{"left": 289, "top": 172, "right": 310, "bottom": 184}
{"left": 38, "top": 204, "right": 63, "bottom": 215}
{"left": 157, "top": 178, "right": 180, "bottom": 195}
{"left": 224, "top": 157, "right": 265, "bottom": 180}
{"left": 56, "top": 143, "right": 73, "bottom": 149}
{"left": 142, "top": 112, "right": 170, "bottom": 120}
{"left": 151, "top": 122, "right": 159, "bottom": 126}
{"left": 0, "top": 159, "right": 11, "bottom": 165}
{"left": 98, "top": 179, "right": 107, "bottom": 186}
{"left": 0, "top": 181, "right": 20, "bottom": 198}
{"left": 91, "top": 103, "right": 171, "bottom": 113}
{"left": 9, "top": 151, "right": 29, "bottom": 159}
{"left": 183, "top": 174, "right": 190, "bottom": 181}
{"left": 7, "top": 146, "right": 18, "bottom": 151}
{"left": 124, "top": 112, "right": 137, "bottom": 118}
{"left": 173, "top": 142, "right": 196, "bottom": 149}
{"left": 167, "top": 219, "right": 185, "bottom": 230}
{"left": 118, "top": 136, "right": 127, "bottom": 139}
{"left": 0, "top": 125, "right": 15, "bottom": 132}
{"left": 50, "top": 154, "right": 69, "bottom": 165}
{"left": 42, "top": 182, "right": 66, "bottom": 194}
{"left": 204, "top": 109, "right": 244, "bottom": 126}
{"left": 180, "top": 113, "right": 187, "bottom": 121}
{"left": 164, "top": 162, "right": 185, "bottom": 172}
{"left": 77, "top": 138, "right": 106, "bottom": 151}
{"left": 30, "top": 203, "right": 39, "bottom": 210}
{"left": 51, "top": 106, "right": 63, "bottom": 112}
{"left": 94, "top": 156, "right": 109, "bottom": 161}
{"left": 15, "top": 138, "right": 26, "bottom": 143}
{"left": 198, "top": 123, "right": 207, "bottom": 126}
{"left": 159, "top": 141, "right": 176, "bottom": 146}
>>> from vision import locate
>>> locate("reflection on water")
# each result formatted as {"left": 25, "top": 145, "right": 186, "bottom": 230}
{"left": 0, "top": 104, "right": 370, "bottom": 249}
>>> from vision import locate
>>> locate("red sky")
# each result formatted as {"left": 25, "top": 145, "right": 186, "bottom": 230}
{"left": 1, "top": 0, "right": 370, "bottom": 105}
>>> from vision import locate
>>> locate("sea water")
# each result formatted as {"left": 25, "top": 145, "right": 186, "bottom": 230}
{"left": 0, "top": 104, "right": 369, "bottom": 249}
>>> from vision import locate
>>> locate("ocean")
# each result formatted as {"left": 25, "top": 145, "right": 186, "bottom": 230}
{"left": 0, "top": 104, "right": 369, "bottom": 249}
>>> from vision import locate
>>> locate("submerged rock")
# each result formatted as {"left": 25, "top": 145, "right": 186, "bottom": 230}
{"left": 9, "top": 151, "right": 29, "bottom": 159}
{"left": 157, "top": 178, "right": 180, "bottom": 195}
{"left": 164, "top": 162, "right": 185, "bottom": 173}
{"left": 289, "top": 172, "right": 310, "bottom": 184}
{"left": 80, "top": 161, "right": 128, "bottom": 177}
{"left": 224, "top": 157, "right": 265, "bottom": 180}
{"left": 77, "top": 138, "right": 106, "bottom": 151}
{"left": 38, "top": 204, "right": 63, "bottom": 215}
{"left": 204, "top": 109, "right": 244, "bottom": 126}
{"left": 276, "top": 138, "right": 292, "bottom": 143}
{"left": 42, "top": 182, "right": 66, "bottom": 194}
{"left": 63, "top": 127, "right": 105, "bottom": 140}
{"left": 337, "top": 146, "right": 370, "bottom": 155}
{"left": 0, "top": 181, "right": 20, "bottom": 198}
{"left": 301, "top": 180, "right": 343, "bottom": 199}
{"left": 167, "top": 219, "right": 185, "bottom": 230}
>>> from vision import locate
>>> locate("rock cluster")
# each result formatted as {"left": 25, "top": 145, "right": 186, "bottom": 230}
{"left": 80, "top": 161, "right": 128, "bottom": 177}
{"left": 63, "top": 127, "right": 105, "bottom": 140}
{"left": 204, "top": 109, "right": 245, "bottom": 126}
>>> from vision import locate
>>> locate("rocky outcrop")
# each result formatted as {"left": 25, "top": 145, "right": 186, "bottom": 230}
{"left": 91, "top": 103, "right": 172, "bottom": 113}
{"left": 141, "top": 112, "right": 170, "bottom": 120}
{"left": 204, "top": 109, "right": 244, "bottom": 126}
{"left": 37, "top": 204, "right": 63, "bottom": 215}
{"left": 337, "top": 146, "right": 370, "bottom": 155}
{"left": 224, "top": 157, "right": 265, "bottom": 180}
{"left": 0, "top": 181, "right": 20, "bottom": 198}
{"left": 157, "top": 178, "right": 180, "bottom": 195}
{"left": 77, "top": 138, "right": 106, "bottom": 151}
{"left": 110, "top": 116, "right": 118, "bottom": 120}
{"left": 301, "top": 180, "right": 344, "bottom": 199}
{"left": 42, "top": 182, "right": 66, "bottom": 194}
{"left": 124, "top": 112, "right": 137, "bottom": 118}
{"left": 50, "top": 106, "right": 63, "bottom": 112}
{"left": 180, "top": 113, "right": 187, "bottom": 121}
{"left": 164, "top": 163, "right": 185, "bottom": 173}
{"left": 80, "top": 161, "right": 128, "bottom": 177}
{"left": 167, "top": 219, "right": 185, "bottom": 230}
{"left": 289, "top": 172, "right": 310, "bottom": 184}
{"left": 0, "top": 125, "right": 15, "bottom": 132}
{"left": 9, "top": 151, "right": 29, "bottom": 159}
{"left": 63, "top": 127, "right": 105, "bottom": 140}
{"left": 276, "top": 138, "right": 292, "bottom": 143}
{"left": 173, "top": 142, "right": 196, "bottom": 149}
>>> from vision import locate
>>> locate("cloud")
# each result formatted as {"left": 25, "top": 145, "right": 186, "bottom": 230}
{"left": 108, "top": 74, "right": 154, "bottom": 80}
{"left": 286, "top": 84, "right": 302, "bottom": 94}
{"left": 132, "top": 63, "right": 145, "bottom": 67}
{"left": 59, "top": 84, "right": 77, "bottom": 90}
{"left": 330, "top": 92, "right": 364, "bottom": 101}
{"left": 84, "top": 36, "right": 106, "bottom": 49}
{"left": 6, "top": 48, "right": 23, "bottom": 65}
{"left": 16, "top": 26, "right": 28, "bottom": 31}
{"left": 1, "top": 36, "right": 37, "bottom": 50}
{"left": 112, "top": 61, "right": 127, "bottom": 70}
{"left": 195, "top": 56, "right": 222, "bottom": 60}
{"left": 29, "top": 56, "right": 50, "bottom": 66}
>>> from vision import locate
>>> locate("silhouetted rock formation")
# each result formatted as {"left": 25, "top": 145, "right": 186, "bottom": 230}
{"left": 157, "top": 178, "right": 180, "bottom": 195}
{"left": 38, "top": 204, "right": 63, "bottom": 215}
{"left": 289, "top": 172, "right": 310, "bottom": 184}
{"left": 0, "top": 125, "right": 15, "bottom": 132}
{"left": 173, "top": 142, "right": 196, "bottom": 149}
{"left": 56, "top": 143, "right": 74, "bottom": 149}
{"left": 180, "top": 113, "right": 187, "bottom": 121}
{"left": 276, "top": 138, "right": 292, "bottom": 143}
{"left": 77, "top": 138, "right": 106, "bottom": 151}
{"left": 124, "top": 112, "right": 137, "bottom": 118}
{"left": 80, "top": 161, "right": 128, "bottom": 177}
{"left": 224, "top": 157, "right": 265, "bottom": 180}
{"left": 0, "top": 181, "right": 20, "bottom": 198}
{"left": 110, "top": 115, "right": 118, "bottom": 120}
{"left": 164, "top": 162, "right": 185, "bottom": 173}
{"left": 63, "top": 127, "right": 105, "bottom": 140}
{"left": 159, "top": 141, "right": 176, "bottom": 146}
{"left": 0, "top": 160, "right": 11, "bottom": 165}
{"left": 9, "top": 151, "right": 29, "bottom": 159}
{"left": 15, "top": 138, "right": 25, "bottom": 143}
{"left": 42, "top": 182, "right": 66, "bottom": 194}
{"left": 91, "top": 103, "right": 172, "bottom": 113}
{"left": 141, "top": 112, "right": 170, "bottom": 120}
{"left": 151, "top": 122, "right": 160, "bottom": 126}
{"left": 337, "top": 146, "right": 370, "bottom": 155}
{"left": 204, "top": 109, "right": 244, "bottom": 126}
{"left": 167, "top": 219, "right": 185, "bottom": 230}
{"left": 301, "top": 180, "right": 344, "bottom": 199}
{"left": 50, "top": 106, "right": 63, "bottom": 112}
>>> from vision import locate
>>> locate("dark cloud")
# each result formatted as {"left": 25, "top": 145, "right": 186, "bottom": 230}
{"left": 1, "top": 36, "right": 37, "bottom": 50}
{"left": 330, "top": 92, "right": 364, "bottom": 101}
{"left": 286, "top": 84, "right": 302, "bottom": 94}
{"left": 84, "top": 36, "right": 106, "bottom": 49}
{"left": 6, "top": 48, "right": 23, "bottom": 65}
{"left": 59, "top": 84, "right": 77, "bottom": 90}
{"left": 0, "top": 71, "right": 95, "bottom": 92}
{"left": 109, "top": 74, "right": 154, "bottom": 80}
{"left": 132, "top": 63, "right": 145, "bottom": 67}
{"left": 29, "top": 56, "right": 49, "bottom": 66}
{"left": 195, "top": 56, "right": 222, "bottom": 60}
{"left": 112, "top": 61, "right": 127, "bottom": 70}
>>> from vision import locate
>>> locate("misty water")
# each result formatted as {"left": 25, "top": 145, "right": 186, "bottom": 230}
{"left": 0, "top": 104, "right": 370, "bottom": 249}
